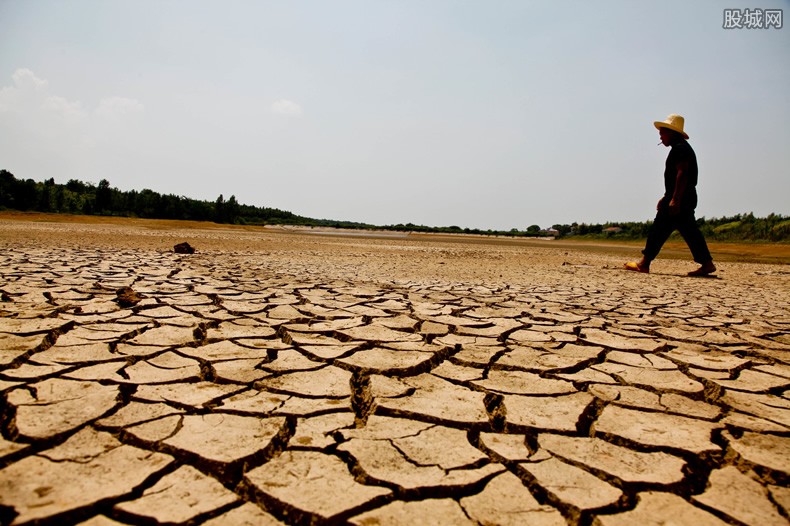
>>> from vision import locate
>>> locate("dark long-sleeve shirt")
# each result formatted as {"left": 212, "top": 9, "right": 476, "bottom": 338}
{"left": 662, "top": 139, "right": 698, "bottom": 211}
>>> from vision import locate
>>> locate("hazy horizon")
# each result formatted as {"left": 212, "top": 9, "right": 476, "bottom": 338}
{"left": 3, "top": 167, "right": 788, "bottom": 232}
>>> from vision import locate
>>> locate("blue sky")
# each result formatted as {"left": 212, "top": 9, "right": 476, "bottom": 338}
{"left": 1, "top": 1, "right": 788, "bottom": 230}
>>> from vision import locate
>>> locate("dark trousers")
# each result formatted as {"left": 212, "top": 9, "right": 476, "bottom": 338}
{"left": 642, "top": 208, "right": 712, "bottom": 264}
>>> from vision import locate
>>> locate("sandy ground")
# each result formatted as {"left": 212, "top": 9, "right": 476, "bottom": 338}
{"left": 0, "top": 213, "right": 788, "bottom": 285}
{"left": 0, "top": 214, "right": 789, "bottom": 525}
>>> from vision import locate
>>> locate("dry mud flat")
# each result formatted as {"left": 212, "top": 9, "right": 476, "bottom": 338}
{"left": 0, "top": 217, "right": 789, "bottom": 526}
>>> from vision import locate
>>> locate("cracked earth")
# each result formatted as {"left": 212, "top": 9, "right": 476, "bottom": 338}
{"left": 0, "top": 219, "right": 788, "bottom": 526}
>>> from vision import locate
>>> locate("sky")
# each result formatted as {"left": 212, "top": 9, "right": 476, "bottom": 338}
{"left": 1, "top": 1, "right": 788, "bottom": 230}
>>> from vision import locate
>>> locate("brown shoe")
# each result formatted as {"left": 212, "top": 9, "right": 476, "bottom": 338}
{"left": 688, "top": 262, "right": 716, "bottom": 277}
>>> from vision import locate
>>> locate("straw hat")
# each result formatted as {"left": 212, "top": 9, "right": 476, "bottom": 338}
{"left": 654, "top": 114, "right": 689, "bottom": 139}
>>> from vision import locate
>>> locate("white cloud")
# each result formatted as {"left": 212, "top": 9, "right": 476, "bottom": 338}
{"left": 42, "top": 95, "right": 84, "bottom": 118}
{"left": 0, "top": 68, "right": 49, "bottom": 112}
{"left": 0, "top": 69, "right": 142, "bottom": 120}
{"left": 95, "top": 96, "right": 144, "bottom": 118}
{"left": 0, "top": 68, "right": 82, "bottom": 117}
{"left": 12, "top": 68, "right": 48, "bottom": 91}
{"left": 271, "top": 99, "right": 303, "bottom": 116}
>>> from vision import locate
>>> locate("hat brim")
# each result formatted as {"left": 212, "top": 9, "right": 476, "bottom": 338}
{"left": 654, "top": 121, "right": 689, "bottom": 139}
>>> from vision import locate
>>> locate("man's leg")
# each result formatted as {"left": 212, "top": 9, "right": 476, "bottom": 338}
{"left": 676, "top": 212, "right": 715, "bottom": 275}
{"left": 640, "top": 211, "right": 675, "bottom": 266}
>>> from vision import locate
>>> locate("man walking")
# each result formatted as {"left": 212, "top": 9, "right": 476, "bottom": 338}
{"left": 625, "top": 114, "right": 716, "bottom": 276}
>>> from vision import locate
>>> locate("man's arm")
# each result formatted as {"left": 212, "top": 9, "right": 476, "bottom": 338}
{"left": 668, "top": 160, "right": 689, "bottom": 213}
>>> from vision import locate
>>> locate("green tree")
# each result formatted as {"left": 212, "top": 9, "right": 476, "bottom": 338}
{"left": 95, "top": 179, "right": 112, "bottom": 213}
{"left": 0, "top": 169, "right": 16, "bottom": 208}
{"left": 37, "top": 177, "right": 55, "bottom": 211}
{"left": 16, "top": 178, "right": 38, "bottom": 210}
{"left": 551, "top": 224, "right": 572, "bottom": 237}
{"left": 214, "top": 194, "right": 225, "bottom": 222}
{"left": 137, "top": 189, "right": 159, "bottom": 217}
{"left": 225, "top": 195, "right": 240, "bottom": 223}
{"left": 54, "top": 184, "right": 65, "bottom": 212}
{"left": 66, "top": 179, "right": 88, "bottom": 193}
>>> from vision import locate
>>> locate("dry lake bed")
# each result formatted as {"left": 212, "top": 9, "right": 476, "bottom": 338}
{"left": 0, "top": 214, "right": 788, "bottom": 525}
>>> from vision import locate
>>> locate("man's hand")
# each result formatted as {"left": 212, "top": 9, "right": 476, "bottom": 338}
{"left": 668, "top": 199, "right": 680, "bottom": 215}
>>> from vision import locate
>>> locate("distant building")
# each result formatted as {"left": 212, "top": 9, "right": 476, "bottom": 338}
{"left": 603, "top": 227, "right": 622, "bottom": 234}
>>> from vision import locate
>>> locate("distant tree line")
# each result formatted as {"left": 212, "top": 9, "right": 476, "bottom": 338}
{"left": 1, "top": 169, "right": 787, "bottom": 241}
{"left": 0, "top": 169, "right": 311, "bottom": 226}
{"left": 550, "top": 213, "right": 790, "bottom": 242}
